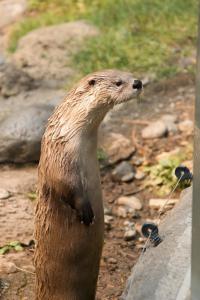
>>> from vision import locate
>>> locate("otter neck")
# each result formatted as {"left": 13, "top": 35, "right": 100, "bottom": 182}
{"left": 49, "top": 98, "right": 111, "bottom": 143}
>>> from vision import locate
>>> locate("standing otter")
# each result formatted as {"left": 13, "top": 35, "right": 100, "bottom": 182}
{"left": 34, "top": 69, "right": 142, "bottom": 300}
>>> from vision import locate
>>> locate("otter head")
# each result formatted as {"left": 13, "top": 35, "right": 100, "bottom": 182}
{"left": 53, "top": 69, "right": 143, "bottom": 140}
{"left": 70, "top": 69, "right": 142, "bottom": 128}
{"left": 77, "top": 69, "right": 142, "bottom": 106}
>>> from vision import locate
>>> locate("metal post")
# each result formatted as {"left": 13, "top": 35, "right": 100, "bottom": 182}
{"left": 192, "top": 5, "right": 200, "bottom": 300}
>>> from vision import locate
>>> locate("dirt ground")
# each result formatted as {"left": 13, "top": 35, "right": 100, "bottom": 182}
{"left": 0, "top": 74, "right": 194, "bottom": 300}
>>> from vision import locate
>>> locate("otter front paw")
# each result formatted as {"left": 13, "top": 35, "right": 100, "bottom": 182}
{"left": 79, "top": 201, "right": 94, "bottom": 226}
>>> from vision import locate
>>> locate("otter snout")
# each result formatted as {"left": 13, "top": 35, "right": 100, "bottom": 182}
{"left": 133, "top": 79, "right": 143, "bottom": 90}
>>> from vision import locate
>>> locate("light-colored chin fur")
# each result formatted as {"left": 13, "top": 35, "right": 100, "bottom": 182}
{"left": 114, "top": 91, "right": 142, "bottom": 106}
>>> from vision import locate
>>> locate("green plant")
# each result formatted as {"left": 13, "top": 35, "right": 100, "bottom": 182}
{"left": 97, "top": 148, "right": 107, "bottom": 162}
{"left": 27, "top": 191, "right": 37, "bottom": 201}
{"left": 0, "top": 241, "right": 24, "bottom": 255}
{"left": 144, "top": 154, "right": 191, "bottom": 195}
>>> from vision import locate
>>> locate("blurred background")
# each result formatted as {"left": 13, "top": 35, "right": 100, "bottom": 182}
{"left": 0, "top": 1, "right": 198, "bottom": 299}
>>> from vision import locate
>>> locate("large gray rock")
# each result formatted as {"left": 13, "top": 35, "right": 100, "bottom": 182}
{"left": 121, "top": 188, "right": 191, "bottom": 300}
{"left": 12, "top": 21, "right": 98, "bottom": 87}
{"left": 0, "top": 104, "right": 54, "bottom": 163}
{"left": 0, "top": 63, "right": 37, "bottom": 97}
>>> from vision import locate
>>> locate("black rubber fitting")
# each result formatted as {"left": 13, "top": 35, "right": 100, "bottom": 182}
{"left": 142, "top": 222, "right": 162, "bottom": 247}
{"left": 175, "top": 165, "right": 193, "bottom": 181}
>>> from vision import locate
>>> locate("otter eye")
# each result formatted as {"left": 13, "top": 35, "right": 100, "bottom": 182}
{"left": 88, "top": 79, "right": 96, "bottom": 86}
{"left": 116, "top": 80, "right": 123, "bottom": 87}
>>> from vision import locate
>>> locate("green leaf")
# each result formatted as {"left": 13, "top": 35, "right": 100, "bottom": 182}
{"left": 0, "top": 246, "right": 10, "bottom": 255}
{"left": 14, "top": 245, "right": 24, "bottom": 252}
{"left": 9, "top": 241, "right": 21, "bottom": 247}
{"left": 27, "top": 192, "right": 37, "bottom": 201}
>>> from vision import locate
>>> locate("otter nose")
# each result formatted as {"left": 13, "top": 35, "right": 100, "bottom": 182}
{"left": 133, "top": 80, "right": 143, "bottom": 90}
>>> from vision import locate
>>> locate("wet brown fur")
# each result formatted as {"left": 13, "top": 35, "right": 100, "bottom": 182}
{"left": 34, "top": 70, "right": 141, "bottom": 300}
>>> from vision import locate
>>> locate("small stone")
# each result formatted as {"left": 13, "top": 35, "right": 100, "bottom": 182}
{"left": 138, "top": 237, "right": 146, "bottom": 243}
{"left": 166, "top": 123, "right": 178, "bottom": 133}
{"left": 124, "top": 229, "right": 137, "bottom": 241}
{"left": 116, "top": 206, "right": 129, "bottom": 218}
{"left": 112, "top": 161, "right": 135, "bottom": 182}
{"left": 117, "top": 196, "right": 143, "bottom": 210}
{"left": 135, "top": 223, "right": 142, "bottom": 233}
{"left": 178, "top": 120, "right": 193, "bottom": 134}
{"left": 121, "top": 173, "right": 135, "bottom": 182}
{"left": 0, "top": 259, "right": 17, "bottom": 274}
{"left": 124, "top": 221, "right": 137, "bottom": 241}
{"left": 104, "top": 215, "right": 114, "bottom": 224}
{"left": 104, "top": 206, "right": 112, "bottom": 216}
{"left": 103, "top": 133, "right": 135, "bottom": 164}
{"left": 149, "top": 198, "right": 178, "bottom": 208}
{"left": 107, "top": 257, "right": 117, "bottom": 264}
{"left": 124, "top": 220, "right": 133, "bottom": 227}
{"left": 0, "top": 189, "right": 11, "bottom": 200}
{"left": 142, "top": 121, "right": 168, "bottom": 139}
{"left": 160, "top": 115, "right": 178, "bottom": 133}
{"left": 134, "top": 170, "right": 146, "bottom": 180}
{"left": 131, "top": 157, "right": 144, "bottom": 166}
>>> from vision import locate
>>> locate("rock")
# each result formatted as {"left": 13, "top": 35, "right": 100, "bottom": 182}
{"left": 0, "top": 104, "right": 54, "bottom": 163}
{"left": 124, "top": 221, "right": 137, "bottom": 241}
{"left": 117, "top": 196, "right": 143, "bottom": 210}
{"left": 107, "top": 257, "right": 117, "bottom": 264}
{"left": 121, "top": 173, "right": 135, "bottom": 182}
{"left": 0, "top": 189, "right": 11, "bottom": 200}
{"left": 124, "top": 229, "right": 137, "bottom": 241}
{"left": 116, "top": 206, "right": 136, "bottom": 218}
{"left": 104, "top": 215, "right": 114, "bottom": 224}
{"left": 149, "top": 198, "right": 178, "bottom": 208}
{"left": 0, "top": 258, "right": 17, "bottom": 274}
{"left": 160, "top": 114, "right": 178, "bottom": 133}
{"left": 178, "top": 120, "right": 193, "bottom": 134}
{"left": 134, "top": 170, "right": 146, "bottom": 180}
{"left": 141, "top": 121, "right": 168, "bottom": 139}
{"left": 0, "top": 0, "right": 27, "bottom": 29}
{"left": 104, "top": 215, "right": 114, "bottom": 230}
{"left": 0, "top": 63, "right": 38, "bottom": 97}
{"left": 12, "top": 21, "right": 98, "bottom": 87}
{"left": 104, "top": 206, "right": 112, "bottom": 216}
{"left": 124, "top": 220, "right": 134, "bottom": 227}
{"left": 103, "top": 133, "right": 135, "bottom": 164}
{"left": 112, "top": 161, "right": 135, "bottom": 182}
{"left": 116, "top": 206, "right": 129, "bottom": 218}
{"left": 131, "top": 157, "right": 144, "bottom": 166}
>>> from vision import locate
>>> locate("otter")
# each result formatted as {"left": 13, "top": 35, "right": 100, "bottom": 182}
{"left": 34, "top": 69, "right": 142, "bottom": 300}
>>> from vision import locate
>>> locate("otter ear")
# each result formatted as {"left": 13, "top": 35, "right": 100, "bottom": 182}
{"left": 88, "top": 79, "right": 96, "bottom": 86}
